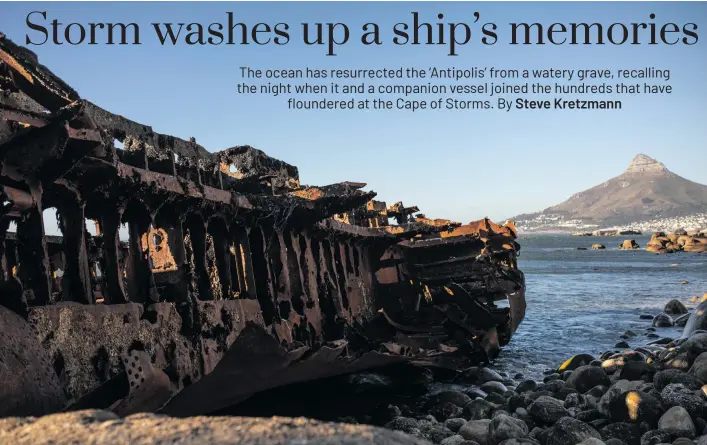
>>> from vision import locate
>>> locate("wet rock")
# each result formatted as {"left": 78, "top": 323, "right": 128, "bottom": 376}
{"left": 516, "top": 380, "right": 538, "bottom": 393}
{"left": 562, "top": 371, "right": 574, "bottom": 382}
{"left": 446, "top": 418, "right": 467, "bottom": 433}
{"left": 489, "top": 414, "right": 529, "bottom": 444}
{"left": 640, "top": 430, "right": 672, "bottom": 445}
{"left": 544, "top": 374, "right": 561, "bottom": 382}
{"left": 658, "top": 406, "right": 696, "bottom": 439}
{"left": 641, "top": 315, "right": 655, "bottom": 320}
{"left": 661, "top": 384, "right": 705, "bottom": 419}
{"left": 654, "top": 370, "right": 702, "bottom": 391}
{"left": 464, "top": 399, "right": 495, "bottom": 421}
{"left": 567, "top": 366, "right": 612, "bottom": 393}
{"left": 429, "top": 391, "right": 474, "bottom": 408}
{"left": 467, "top": 388, "right": 490, "bottom": 400}
{"left": 442, "top": 435, "right": 468, "bottom": 445}
{"left": 419, "top": 421, "right": 456, "bottom": 443}
{"left": 386, "top": 417, "right": 422, "bottom": 434}
{"left": 558, "top": 354, "right": 596, "bottom": 373}
{"left": 498, "top": 440, "right": 539, "bottom": 445}
{"left": 604, "top": 439, "right": 627, "bottom": 445}
{"left": 565, "top": 393, "right": 589, "bottom": 410}
{"left": 478, "top": 368, "right": 505, "bottom": 383}
{"left": 545, "top": 417, "right": 602, "bottom": 445}
{"left": 588, "top": 385, "right": 611, "bottom": 398}
{"left": 676, "top": 315, "right": 692, "bottom": 328}
{"left": 459, "top": 419, "right": 492, "bottom": 445}
{"left": 682, "top": 334, "right": 707, "bottom": 358}
{"left": 579, "top": 439, "right": 607, "bottom": 445}
{"left": 431, "top": 402, "right": 464, "bottom": 421}
{"left": 481, "top": 382, "right": 509, "bottom": 395}
{"left": 508, "top": 395, "right": 531, "bottom": 413}
{"left": 647, "top": 338, "right": 674, "bottom": 346}
{"left": 577, "top": 409, "right": 606, "bottom": 422}
{"left": 487, "top": 393, "right": 508, "bottom": 405}
{"left": 528, "top": 396, "right": 569, "bottom": 425}
{"left": 689, "top": 353, "right": 707, "bottom": 383}
{"left": 617, "top": 342, "right": 631, "bottom": 349}
{"left": 606, "top": 391, "right": 663, "bottom": 426}
{"left": 600, "top": 422, "right": 641, "bottom": 445}
{"left": 592, "top": 244, "right": 606, "bottom": 250}
{"left": 528, "top": 391, "right": 554, "bottom": 401}
{"left": 373, "top": 405, "right": 403, "bottom": 424}
{"left": 653, "top": 314, "right": 675, "bottom": 328}
{"left": 620, "top": 362, "right": 657, "bottom": 382}
{"left": 673, "top": 438, "right": 695, "bottom": 445}
{"left": 665, "top": 300, "right": 689, "bottom": 316}
{"left": 625, "top": 331, "right": 639, "bottom": 338}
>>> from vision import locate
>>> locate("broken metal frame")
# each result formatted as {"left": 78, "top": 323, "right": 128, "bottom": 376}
{"left": 0, "top": 33, "right": 526, "bottom": 417}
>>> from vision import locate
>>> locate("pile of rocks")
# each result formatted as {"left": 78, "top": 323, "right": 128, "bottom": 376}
{"left": 376, "top": 296, "right": 707, "bottom": 445}
{"left": 646, "top": 232, "right": 707, "bottom": 254}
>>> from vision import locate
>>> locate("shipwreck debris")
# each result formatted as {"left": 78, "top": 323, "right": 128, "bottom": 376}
{"left": 0, "top": 33, "right": 526, "bottom": 417}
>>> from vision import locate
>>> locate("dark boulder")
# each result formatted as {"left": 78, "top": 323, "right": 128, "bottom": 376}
{"left": 660, "top": 384, "right": 705, "bottom": 420}
{"left": 620, "top": 362, "right": 657, "bottom": 382}
{"left": 489, "top": 414, "right": 530, "bottom": 444}
{"left": 545, "top": 417, "right": 602, "bottom": 445}
{"left": 607, "top": 391, "right": 663, "bottom": 426}
{"left": 446, "top": 418, "right": 467, "bottom": 433}
{"left": 428, "top": 391, "right": 473, "bottom": 408}
{"left": 385, "top": 417, "right": 421, "bottom": 435}
{"left": 658, "top": 406, "right": 696, "bottom": 439}
{"left": 430, "top": 402, "right": 464, "bottom": 421}
{"left": 600, "top": 422, "right": 641, "bottom": 445}
{"left": 566, "top": 366, "right": 612, "bottom": 393}
{"left": 653, "top": 314, "right": 674, "bottom": 328}
{"left": 681, "top": 333, "right": 707, "bottom": 358}
{"left": 464, "top": 399, "right": 495, "bottom": 420}
{"left": 528, "top": 396, "right": 569, "bottom": 425}
{"left": 517, "top": 381, "right": 537, "bottom": 393}
{"left": 565, "top": 393, "right": 589, "bottom": 410}
{"left": 639, "top": 430, "right": 671, "bottom": 445}
{"left": 676, "top": 314, "right": 691, "bottom": 328}
{"left": 576, "top": 409, "right": 606, "bottom": 422}
{"left": 654, "top": 369, "right": 702, "bottom": 391}
{"left": 481, "top": 381, "right": 509, "bottom": 395}
{"left": 665, "top": 300, "right": 688, "bottom": 316}
{"left": 459, "top": 419, "right": 492, "bottom": 445}
{"left": 558, "top": 354, "right": 596, "bottom": 373}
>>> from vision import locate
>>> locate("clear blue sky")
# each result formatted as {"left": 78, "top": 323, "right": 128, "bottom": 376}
{"left": 2, "top": 2, "right": 706, "bottom": 222}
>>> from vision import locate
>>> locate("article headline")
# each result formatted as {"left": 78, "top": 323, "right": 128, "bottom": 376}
{"left": 25, "top": 11, "right": 700, "bottom": 56}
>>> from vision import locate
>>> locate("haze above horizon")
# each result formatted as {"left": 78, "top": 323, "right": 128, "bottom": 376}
{"left": 1, "top": 2, "right": 705, "bottom": 223}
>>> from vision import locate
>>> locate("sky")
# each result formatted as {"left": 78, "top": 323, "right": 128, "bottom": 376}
{"left": 1, "top": 2, "right": 706, "bottom": 223}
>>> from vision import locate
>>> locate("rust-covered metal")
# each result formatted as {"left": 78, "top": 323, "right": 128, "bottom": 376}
{"left": 0, "top": 34, "right": 526, "bottom": 418}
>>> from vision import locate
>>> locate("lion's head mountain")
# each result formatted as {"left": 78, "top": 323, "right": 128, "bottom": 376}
{"left": 512, "top": 154, "right": 707, "bottom": 232}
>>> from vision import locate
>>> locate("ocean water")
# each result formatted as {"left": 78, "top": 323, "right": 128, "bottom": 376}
{"left": 492, "top": 234, "right": 707, "bottom": 380}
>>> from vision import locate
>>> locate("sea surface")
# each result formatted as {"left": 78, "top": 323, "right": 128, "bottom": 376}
{"left": 492, "top": 234, "right": 707, "bottom": 380}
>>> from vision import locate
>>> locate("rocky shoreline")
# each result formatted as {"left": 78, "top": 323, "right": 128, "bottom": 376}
{"left": 4, "top": 295, "right": 707, "bottom": 445}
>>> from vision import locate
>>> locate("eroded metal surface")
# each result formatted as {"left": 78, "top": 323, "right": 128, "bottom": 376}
{"left": 0, "top": 33, "right": 526, "bottom": 417}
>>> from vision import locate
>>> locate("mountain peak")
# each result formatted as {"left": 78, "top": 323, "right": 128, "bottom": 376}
{"left": 625, "top": 154, "right": 669, "bottom": 175}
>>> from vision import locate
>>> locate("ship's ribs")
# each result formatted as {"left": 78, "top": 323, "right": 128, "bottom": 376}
{"left": 0, "top": 33, "right": 525, "bottom": 417}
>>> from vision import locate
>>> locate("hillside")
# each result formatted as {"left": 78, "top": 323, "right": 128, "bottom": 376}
{"left": 512, "top": 154, "right": 707, "bottom": 232}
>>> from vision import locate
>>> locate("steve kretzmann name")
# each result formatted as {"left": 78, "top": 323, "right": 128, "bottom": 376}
{"left": 497, "top": 98, "right": 622, "bottom": 111}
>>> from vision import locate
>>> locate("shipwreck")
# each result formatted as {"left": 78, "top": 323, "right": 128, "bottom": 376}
{"left": 0, "top": 34, "right": 526, "bottom": 418}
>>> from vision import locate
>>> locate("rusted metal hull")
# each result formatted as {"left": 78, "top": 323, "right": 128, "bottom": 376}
{"left": 0, "top": 33, "right": 526, "bottom": 417}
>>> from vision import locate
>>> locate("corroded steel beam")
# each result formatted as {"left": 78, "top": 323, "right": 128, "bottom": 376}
{"left": 0, "top": 33, "right": 526, "bottom": 418}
